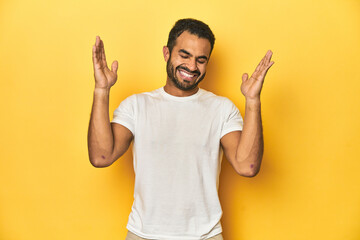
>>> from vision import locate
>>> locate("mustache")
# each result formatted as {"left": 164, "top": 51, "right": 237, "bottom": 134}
{"left": 176, "top": 66, "right": 200, "bottom": 76}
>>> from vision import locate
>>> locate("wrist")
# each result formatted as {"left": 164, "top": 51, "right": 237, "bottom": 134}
{"left": 245, "top": 97, "right": 261, "bottom": 104}
{"left": 245, "top": 98, "right": 261, "bottom": 111}
{"left": 94, "top": 87, "right": 110, "bottom": 95}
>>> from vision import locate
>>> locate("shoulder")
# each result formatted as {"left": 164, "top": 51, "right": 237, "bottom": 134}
{"left": 121, "top": 88, "right": 162, "bottom": 103}
{"left": 131, "top": 88, "right": 163, "bottom": 100}
{"left": 199, "top": 88, "right": 235, "bottom": 106}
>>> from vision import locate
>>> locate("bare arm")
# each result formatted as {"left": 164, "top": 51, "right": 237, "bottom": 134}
{"left": 221, "top": 50, "right": 274, "bottom": 177}
{"left": 221, "top": 100, "right": 263, "bottom": 177}
{"left": 87, "top": 36, "right": 133, "bottom": 168}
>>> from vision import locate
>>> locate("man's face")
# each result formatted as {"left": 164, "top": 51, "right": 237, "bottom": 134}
{"left": 165, "top": 31, "right": 211, "bottom": 91}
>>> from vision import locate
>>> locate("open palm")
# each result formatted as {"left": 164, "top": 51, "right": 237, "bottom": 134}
{"left": 92, "top": 36, "right": 118, "bottom": 89}
{"left": 241, "top": 50, "right": 274, "bottom": 100}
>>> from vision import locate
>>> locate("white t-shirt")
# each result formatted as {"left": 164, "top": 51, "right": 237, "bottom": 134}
{"left": 111, "top": 87, "right": 243, "bottom": 240}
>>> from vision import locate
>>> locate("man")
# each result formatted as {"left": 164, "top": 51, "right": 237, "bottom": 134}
{"left": 88, "top": 18, "right": 274, "bottom": 240}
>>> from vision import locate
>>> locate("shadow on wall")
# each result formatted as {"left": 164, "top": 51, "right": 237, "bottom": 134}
{"left": 219, "top": 154, "right": 280, "bottom": 240}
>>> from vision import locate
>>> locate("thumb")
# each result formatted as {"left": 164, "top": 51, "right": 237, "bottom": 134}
{"left": 242, "top": 73, "right": 248, "bottom": 82}
{"left": 111, "top": 60, "right": 118, "bottom": 74}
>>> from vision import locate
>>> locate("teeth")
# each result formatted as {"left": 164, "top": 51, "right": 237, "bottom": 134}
{"left": 180, "top": 70, "right": 194, "bottom": 78}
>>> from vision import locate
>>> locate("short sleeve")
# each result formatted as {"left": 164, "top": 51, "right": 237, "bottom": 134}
{"left": 220, "top": 98, "right": 243, "bottom": 138}
{"left": 111, "top": 95, "right": 136, "bottom": 135}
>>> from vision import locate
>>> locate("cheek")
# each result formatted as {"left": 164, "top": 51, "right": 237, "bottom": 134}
{"left": 199, "top": 65, "right": 207, "bottom": 74}
{"left": 170, "top": 54, "right": 182, "bottom": 63}
{"left": 170, "top": 59, "right": 182, "bottom": 69}
{"left": 175, "top": 59, "right": 187, "bottom": 67}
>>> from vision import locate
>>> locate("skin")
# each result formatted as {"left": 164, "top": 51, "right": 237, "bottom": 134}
{"left": 163, "top": 31, "right": 210, "bottom": 96}
{"left": 87, "top": 32, "right": 274, "bottom": 177}
{"left": 87, "top": 36, "right": 133, "bottom": 167}
{"left": 221, "top": 50, "right": 274, "bottom": 177}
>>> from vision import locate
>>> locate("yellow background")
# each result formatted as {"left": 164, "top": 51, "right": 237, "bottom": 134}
{"left": 1, "top": 0, "right": 359, "bottom": 239}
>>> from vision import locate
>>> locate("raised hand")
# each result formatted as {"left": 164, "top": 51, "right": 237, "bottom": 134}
{"left": 92, "top": 36, "right": 118, "bottom": 89}
{"left": 241, "top": 50, "right": 274, "bottom": 101}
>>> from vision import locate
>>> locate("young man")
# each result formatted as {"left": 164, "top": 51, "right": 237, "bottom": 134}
{"left": 88, "top": 18, "right": 274, "bottom": 240}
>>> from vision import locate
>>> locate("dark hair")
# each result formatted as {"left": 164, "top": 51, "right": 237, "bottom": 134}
{"left": 167, "top": 18, "right": 215, "bottom": 56}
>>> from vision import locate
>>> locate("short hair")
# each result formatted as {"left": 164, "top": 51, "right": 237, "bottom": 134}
{"left": 167, "top": 18, "right": 215, "bottom": 56}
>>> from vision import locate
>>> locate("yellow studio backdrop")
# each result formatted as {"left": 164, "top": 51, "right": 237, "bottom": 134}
{"left": 0, "top": 0, "right": 359, "bottom": 239}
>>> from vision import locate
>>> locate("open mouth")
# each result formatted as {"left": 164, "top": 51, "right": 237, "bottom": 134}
{"left": 178, "top": 69, "right": 198, "bottom": 82}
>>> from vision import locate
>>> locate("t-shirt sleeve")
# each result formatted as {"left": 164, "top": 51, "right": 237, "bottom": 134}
{"left": 111, "top": 95, "right": 136, "bottom": 135}
{"left": 220, "top": 98, "right": 243, "bottom": 138}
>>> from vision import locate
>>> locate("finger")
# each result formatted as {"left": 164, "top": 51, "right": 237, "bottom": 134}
{"left": 258, "top": 50, "right": 273, "bottom": 73}
{"left": 95, "top": 36, "right": 100, "bottom": 53}
{"left": 242, "top": 73, "right": 248, "bottom": 82}
{"left": 100, "top": 40, "right": 107, "bottom": 66}
{"left": 265, "top": 61, "right": 275, "bottom": 73}
{"left": 264, "top": 59, "right": 274, "bottom": 71}
{"left": 92, "top": 45, "right": 97, "bottom": 64}
{"left": 93, "top": 43, "right": 100, "bottom": 64}
{"left": 265, "top": 50, "right": 273, "bottom": 64}
{"left": 96, "top": 36, "right": 100, "bottom": 45}
{"left": 255, "top": 50, "right": 271, "bottom": 72}
{"left": 111, "top": 60, "right": 118, "bottom": 74}
{"left": 263, "top": 50, "right": 271, "bottom": 65}
{"left": 93, "top": 38, "right": 104, "bottom": 68}
{"left": 254, "top": 57, "right": 265, "bottom": 73}
{"left": 260, "top": 61, "right": 275, "bottom": 79}
{"left": 94, "top": 36, "right": 102, "bottom": 64}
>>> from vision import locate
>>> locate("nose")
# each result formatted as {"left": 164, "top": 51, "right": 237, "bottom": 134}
{"left": 187, "top": 58, "right": 197, "bottom": 72}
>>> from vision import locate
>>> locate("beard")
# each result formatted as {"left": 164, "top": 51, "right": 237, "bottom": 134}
{"left": 166, "top": 59, "right": 206, "bottom": 91}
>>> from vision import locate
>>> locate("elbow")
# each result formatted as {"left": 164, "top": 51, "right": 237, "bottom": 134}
{"left": 234, "top": 161, "right": 260, "bottom": 178}
{"left": 237, "top": 168, "right": 259, "bottom": 178}
{"left": 234, "top": 155, "right": 262, "bottom": 177}
{"left": 90, "top": 160, "right": 104, "bottom": 168}
{"left": 89, "top": 155, "right": 113, "bottom": 168}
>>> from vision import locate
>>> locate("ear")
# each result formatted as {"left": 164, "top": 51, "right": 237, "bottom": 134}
{"left": 163, "top": 46, "right": 170, "bottom": 62}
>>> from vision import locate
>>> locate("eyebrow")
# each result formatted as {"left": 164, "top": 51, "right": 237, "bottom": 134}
{"left": 179, "top": 49, "right": 208, "bottom": 61}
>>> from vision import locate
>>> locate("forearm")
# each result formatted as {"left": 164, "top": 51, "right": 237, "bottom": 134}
{"left": 87, "top": 88, "right": 115, "bottom": 167}
{"left": 236, "top": 99, "right": 264, "bottom": 175}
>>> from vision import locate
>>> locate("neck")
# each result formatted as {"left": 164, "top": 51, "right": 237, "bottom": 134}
{"left": 164, "top": 79, "right": 199, "bottom": 97}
